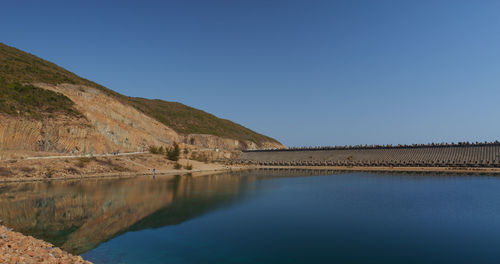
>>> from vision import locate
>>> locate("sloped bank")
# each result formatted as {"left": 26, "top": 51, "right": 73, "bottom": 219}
{"left": 0, "top": 225, "right": 92, "bottom": 263}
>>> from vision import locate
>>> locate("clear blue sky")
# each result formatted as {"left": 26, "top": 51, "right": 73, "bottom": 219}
{"left": 2, "top": 0, "right": 499, "bottom": 147}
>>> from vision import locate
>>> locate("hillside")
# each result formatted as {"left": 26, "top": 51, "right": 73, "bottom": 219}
{"left": 127, "top": 97, "right": 277, "bottom": 145}
{"left": 0, "top": 78, "right": 82, "bottom": 119}
{"left": 0, "top": 42, "right": 281, "bottom": 151}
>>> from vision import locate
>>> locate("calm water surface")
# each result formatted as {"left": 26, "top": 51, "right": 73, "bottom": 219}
{"left": 1, "top": 170, "right": 500, "bottom": 263}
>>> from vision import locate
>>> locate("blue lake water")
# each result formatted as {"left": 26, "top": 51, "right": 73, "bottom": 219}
{"left": 2, "top": 170, "right": 500, "bottom": 263}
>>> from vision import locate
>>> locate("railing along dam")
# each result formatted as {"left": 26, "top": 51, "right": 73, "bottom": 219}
{"left": 238, "top": 143, "right": 500, "bottom": 168}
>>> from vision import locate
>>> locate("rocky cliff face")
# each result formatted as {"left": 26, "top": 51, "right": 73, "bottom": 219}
{"left": 0, "top": 114, "right": 118, "bottom": 154}
{"left": 0, "top": 42, "right": 284, "bottom": 156}
{"left": 0, "top": 83, "right": 283, "bottom": 157}
{"left": 184, "top": 134, "right": 283, "bottom": 151}
{"left": 39, "top": 83, "right": 181, "bottom": 152}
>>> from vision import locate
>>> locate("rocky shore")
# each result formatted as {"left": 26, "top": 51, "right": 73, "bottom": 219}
{"left": 0, "top": 224, "right": 92, "bottom": 263}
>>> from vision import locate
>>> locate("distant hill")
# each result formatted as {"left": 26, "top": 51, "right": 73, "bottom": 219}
{"left": 0, "top": 42, "right": 280, "bottom": 149}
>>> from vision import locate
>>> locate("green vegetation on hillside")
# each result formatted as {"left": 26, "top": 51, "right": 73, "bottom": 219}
{"left": 0, "top": 77, "right": 82, "bottom": 119}
{"left": 166, "top": 142, "right": 181, "bottom": 161}
{"left": 0, "top": 43, "right": 119, "bottom": 97}
{"left": 0, "top": 42, "right": 280, "bottom": 146}
{"left": 127, "top": 97, "right": 279, "bottom": 145}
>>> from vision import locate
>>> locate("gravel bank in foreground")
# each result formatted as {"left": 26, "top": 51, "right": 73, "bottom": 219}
{"left": 0, "top": 225, "right": 92, "bottom": 264}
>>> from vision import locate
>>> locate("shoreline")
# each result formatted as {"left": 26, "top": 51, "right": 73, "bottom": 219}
{"left": 0, "top": 224, "right": 92, "bottom": 263}
{"left": 257, "top": 165, "right": 500, "bottom": 174}
{"left": 0, "top": 166, "right": 252, "bottom": 183}
{"left": 2, "top": 164, "right": 500, "bottom": 184}
{"left": 0, "top": 153, "right": 249, "bottom": 183}
{"left": 2, "top": 164, "right": 500, "bottom": 262}
{"left": 0, "top": 166, "right": 251, "bottom": 263}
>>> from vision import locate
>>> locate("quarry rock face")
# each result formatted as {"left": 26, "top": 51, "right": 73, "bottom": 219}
{"left": 184, "top": 134, "right": 283, "bottom": 151}
{"left": 0, "top": 114, "right": 117, "bottom": 154}
{"left": 0, "top": 83, "right": 283, "bottom": 157}
{"left": 0, "top": 43, "right": 284, "bottom": 157}
{"left": 40, "top": 83, "right": 181, "bottom": 152}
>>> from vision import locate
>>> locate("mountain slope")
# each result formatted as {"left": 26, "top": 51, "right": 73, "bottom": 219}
{"left": 127, "top": 97, "right": 277, "bottom": 145}
{"left": 0, "top": 42, "right": 281, "bottom": 151}
{"left": 0, "top": 79, "right": 82, "bottom": 119}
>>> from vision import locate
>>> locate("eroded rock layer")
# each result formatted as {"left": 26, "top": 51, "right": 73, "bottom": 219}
{"left": 0, "top": 114, "right": 117, "bottom": 154}
{"left": 0, "top": 83, "right": 283, "bottom": 157}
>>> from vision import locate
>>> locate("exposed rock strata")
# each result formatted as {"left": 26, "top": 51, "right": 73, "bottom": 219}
{"left": 39, "top": 83, "right": 181, "bottom": 152}
{"left": 185, "top": 133, "right": 282, "bottom": 151}
{"left": 0, "top": 114, "right": 118, "bottom": 154}
{"left": 0, "top": 83, "right": 283, "bottom": 157}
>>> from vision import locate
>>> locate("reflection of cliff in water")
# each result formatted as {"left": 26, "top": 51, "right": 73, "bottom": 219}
{"left": 0, "top": 172, "right": 260, "bottom": 255}
{"left": 0, "top": 169, "right": 334, "bottom": 255}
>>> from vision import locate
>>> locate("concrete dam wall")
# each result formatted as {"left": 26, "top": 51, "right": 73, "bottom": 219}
{"left": 240, "top": 144, "right": 500, "bottom": 168}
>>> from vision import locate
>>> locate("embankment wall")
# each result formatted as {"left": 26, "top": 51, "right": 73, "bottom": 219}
{"left": 240, "top": 145, "right": 500, "bottom": 167}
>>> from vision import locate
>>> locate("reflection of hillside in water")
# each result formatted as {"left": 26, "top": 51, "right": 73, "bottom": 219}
{"left": 0, "top": 169, "right": 334, "bottom": 255}
{"left": 0, "top": 173, "right": 253, "bottom": 254}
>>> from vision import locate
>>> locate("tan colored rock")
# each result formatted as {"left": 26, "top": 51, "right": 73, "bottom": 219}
{"left": 0, "top": 114, "right": 118, "bottom": 154}
{"left": 0, "top": 225, "right": 92, "bottom": 264}
{"left": 39, "top": 83, "right": 181, "bottom": 151}
{"left": 0, "top": 83, "right": 284, "bottom": 158}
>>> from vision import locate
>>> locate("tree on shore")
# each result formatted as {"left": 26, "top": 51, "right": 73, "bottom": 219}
{"left": 166, "top": 142, "right": 180, "bottom": 161}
